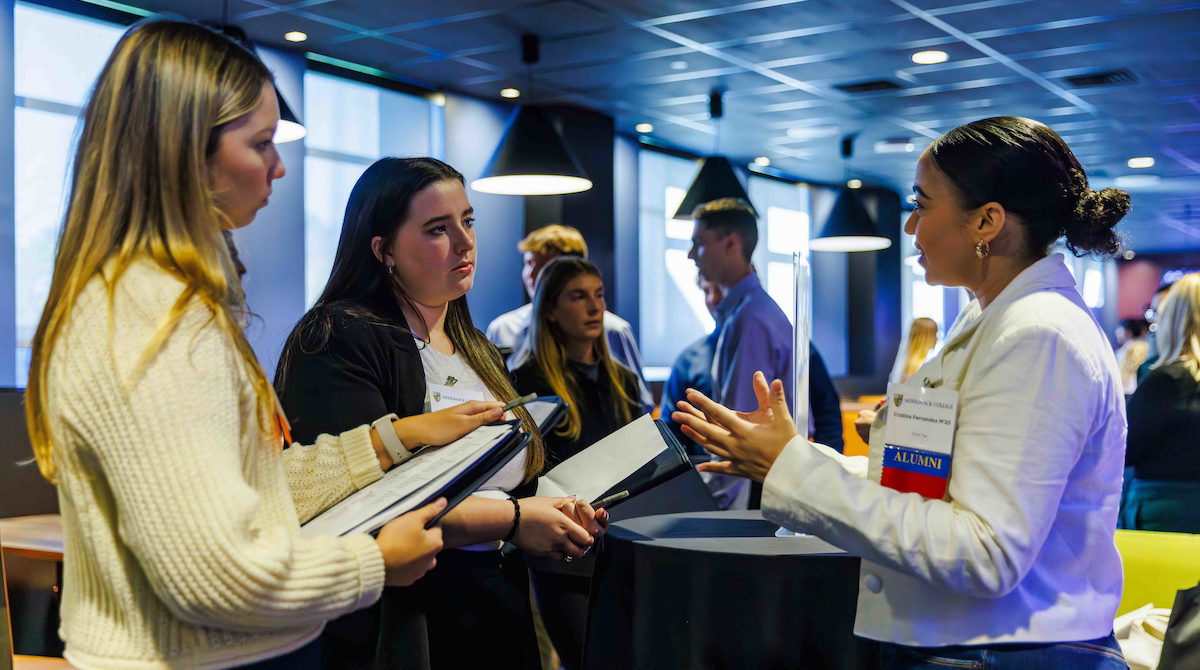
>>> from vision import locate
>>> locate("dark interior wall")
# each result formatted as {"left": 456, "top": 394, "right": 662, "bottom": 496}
{"left": 812, "top": 187, "right": 903, "bottom": 397}
{"left": 0, "top": 390, "right": 57, "bottom": 517}
{"left": 523, "top": 105, "right": 617, "bottom": 309}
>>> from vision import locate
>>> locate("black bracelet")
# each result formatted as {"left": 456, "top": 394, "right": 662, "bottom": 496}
{"left": 502, "top": 497, "right": 521, "bottom": 544}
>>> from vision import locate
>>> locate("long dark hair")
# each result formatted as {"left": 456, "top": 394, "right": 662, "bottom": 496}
{"left": 928, "top": 116, "right": 1129, "bottom": 257}
{"left": 277, "top": 157, "right": 543, "bottom": 480}
{"left": 527, "top": 257, "right": 638, "bottom": 441}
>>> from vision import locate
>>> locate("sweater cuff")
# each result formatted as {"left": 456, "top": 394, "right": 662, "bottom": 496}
{"left": 340, "top": 425, "right": 384, "bottom": 490}
{"left": 343, "top": 533, "right": 386, "bottom": 611}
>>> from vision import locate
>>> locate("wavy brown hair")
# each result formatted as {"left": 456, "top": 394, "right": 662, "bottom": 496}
{"left": 26, "top": 20, "right": 279, "bottom": 483}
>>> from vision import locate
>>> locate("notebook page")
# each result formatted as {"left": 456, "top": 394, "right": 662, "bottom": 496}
{"left": 535, "top": 414, "right": 665, "bottom": 502}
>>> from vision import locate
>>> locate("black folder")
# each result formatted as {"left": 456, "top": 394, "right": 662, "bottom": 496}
{"left": 422, "top": 425, "right": 531, "bottom": 529}
{"left": 590, "top": 420, "right": 693, "bottom": 511}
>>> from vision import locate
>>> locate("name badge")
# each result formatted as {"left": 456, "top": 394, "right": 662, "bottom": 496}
{"left": 880, "top": 383, "right": 959, "bottom": 499}
{"left": 428, "top": 383, "right": 484, "bottom": 412}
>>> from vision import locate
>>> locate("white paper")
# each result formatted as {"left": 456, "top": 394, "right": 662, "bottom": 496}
{"left": 301, "top": 424, "right": 512, "bottom": 539}
{"left": 525, "top": 399, "right": 560, "bottom": 431}
{"left": 535, "top": 414, "right": 666, "bottom": 502}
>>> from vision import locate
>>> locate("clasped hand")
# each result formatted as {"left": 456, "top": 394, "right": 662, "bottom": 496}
{"left": 671, "top": 371, "right": 799, "bottom": 483}
{"left": 513, "top": 495, "right": 608, "bottom": 561}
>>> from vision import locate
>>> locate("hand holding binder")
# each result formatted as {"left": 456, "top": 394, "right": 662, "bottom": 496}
{"left": 376, "top": 498, "right": 446, "bottom": 587}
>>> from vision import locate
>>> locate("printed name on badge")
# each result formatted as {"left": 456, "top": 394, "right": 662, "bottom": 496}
{"left": 880, "top": 383, "right": 959, "bottom": 499}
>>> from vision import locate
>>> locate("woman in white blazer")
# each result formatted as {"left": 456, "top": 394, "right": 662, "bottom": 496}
{"left": 673, "top": 117, "right": 1131, "bottom": 669}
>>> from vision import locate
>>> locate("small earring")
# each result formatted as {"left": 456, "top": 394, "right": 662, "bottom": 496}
{"left": 387, "top": 265, "right": 394, "bottom": 275}
{"left": 975, "top": 241, "right": 990, "bottom": 259}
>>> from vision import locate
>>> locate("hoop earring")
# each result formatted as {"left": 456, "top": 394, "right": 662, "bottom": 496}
{"left": 975, "top": 241, "right": 990, "bottom": 259}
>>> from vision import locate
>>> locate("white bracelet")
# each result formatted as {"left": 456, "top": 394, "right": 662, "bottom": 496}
{"left": 371, "top": 413, "right": 413, "bottom": 466}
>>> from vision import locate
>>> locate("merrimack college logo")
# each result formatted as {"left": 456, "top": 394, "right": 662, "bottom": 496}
{"left": 433, "top": 392, "right": 441, "bottom": 403}
{"left": 893, "top": 393, "right": 904, "bottom": 407}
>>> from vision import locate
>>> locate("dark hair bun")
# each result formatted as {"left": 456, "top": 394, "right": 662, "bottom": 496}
{"left": 1067, "top": 187, "right": 1129, "bottom": 255}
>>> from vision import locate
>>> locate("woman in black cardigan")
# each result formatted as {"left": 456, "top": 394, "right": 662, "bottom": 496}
{"left": 275, "top": 158, "right": 605, "bottom": 670}
{"left": 510, "top": 257, "right": 644, "bottom": 670}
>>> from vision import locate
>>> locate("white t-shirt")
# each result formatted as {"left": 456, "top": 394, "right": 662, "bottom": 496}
{"left": 414, "top": 338, "right": 528, "bottom": 550}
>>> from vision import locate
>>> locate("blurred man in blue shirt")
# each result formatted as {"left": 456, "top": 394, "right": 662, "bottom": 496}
{"left": 661, "top": 274, "right": 724, "bottom": 455}
{"left": 687, "top": 198, "right": 842, "bottom": 508}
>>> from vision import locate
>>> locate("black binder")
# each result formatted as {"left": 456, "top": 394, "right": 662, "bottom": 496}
{"left": 589, "top": 419, "right": 693, "bottom": 511}
{"left": 422, "top": 424, "right": 532, "bottom": 529}
{"left": 528, "top": 395, "right": 569, "bottom": 434}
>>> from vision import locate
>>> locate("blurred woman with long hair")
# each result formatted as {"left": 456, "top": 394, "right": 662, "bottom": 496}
{"left": 890, "top": 317, "right": 939, "bottom": 384}
{"left": 24, "top": 20, "right": 447, "bottom": 669}
{"left": 1123, "top": 273, "right": 1200, "bottom": 532}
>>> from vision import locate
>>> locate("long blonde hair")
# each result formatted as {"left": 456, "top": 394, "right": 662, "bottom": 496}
{"left": 902, "top": 317, "right": 939, "bottom": 380}
{"left": 26, "top": 20, "right": 279, "bottom": 482}
{"left": 528, "top": 257, "right": 638, "bottom": 442}
{"left": 1153, "top": 273, "right": 1200, "bottom": 382}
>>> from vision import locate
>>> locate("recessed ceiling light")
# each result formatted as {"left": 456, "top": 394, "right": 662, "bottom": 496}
{"left": 905, "top": 143, "right": 915, "bottom": 152}
{"left": 635, "top": 123, "right": 654, "bottom": 133}
{"left": 500, "top": 88, "right": 520, "bottom": 98}
{"left": 754, "top": 157, "right": 771, "bottom": 166}
{"left": 1123, "top": 250, "right": 1136, "bottom": 260}
{"left": 786, "top": 125, "right": 839, "bottom": 140}
{"left": 912, "top": 50, "right": 948, "bottom": 65}
{"left": 284, "top": 31, "right": 307, "bottom": 42}
{"left": 1127, "top": 157, "right": 1155, "bottom": 168}
{"left": 847, "top": 179, "right": 863, "bottom": 189}
{"left": 669, "top": 60, "right": 689, "bottom": 70}
{"left": 1114, "top": 174, "right": 1160, "bottom": 188}
{"left": 429, "top": 92, "right": 446, "bottom": 107}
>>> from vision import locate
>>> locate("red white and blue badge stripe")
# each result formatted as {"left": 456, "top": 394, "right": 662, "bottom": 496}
{"left": 881, "top": 444, "right": 951, "bottom": 499}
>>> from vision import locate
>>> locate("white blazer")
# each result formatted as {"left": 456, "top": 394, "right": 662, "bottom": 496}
{"left": 762, "top": 254, "right": 1127, "bottom": 647}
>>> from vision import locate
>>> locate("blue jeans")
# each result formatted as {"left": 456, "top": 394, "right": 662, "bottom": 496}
{"left": 878, "top": 634, "right": 1127, "bottom": 669}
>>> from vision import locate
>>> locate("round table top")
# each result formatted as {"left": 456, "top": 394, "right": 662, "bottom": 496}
{"left": 607, "top": 510, "right": 849, "bottom": 557}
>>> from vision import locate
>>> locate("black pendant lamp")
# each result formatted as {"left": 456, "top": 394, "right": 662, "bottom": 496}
{"left": 216, "top": 15, "right": 305, "bottom": 144}
{"left": 809, "top": 134, "right": 890, "bottom": 251}
{"left": 671, "top": 89, "right": 757, "bottom": 220}
{"left": 809, "top": 188, "right": 892, "bottom": 251}
{"left": 470, "top": 35, "right": 592, "bottom": 196}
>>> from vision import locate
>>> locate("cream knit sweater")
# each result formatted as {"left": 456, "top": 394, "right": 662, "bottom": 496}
{"left": 45, "top": 260, "right": 388, "bottom": 669}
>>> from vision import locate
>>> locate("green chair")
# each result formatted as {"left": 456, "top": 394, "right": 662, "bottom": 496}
{"left": 1114, "top": 529, "right": 1200, "bottom": 616}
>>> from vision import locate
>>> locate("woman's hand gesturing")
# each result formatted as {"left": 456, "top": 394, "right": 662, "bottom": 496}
{"left": 671, "top": 371, "right": 799, "bottom": 483}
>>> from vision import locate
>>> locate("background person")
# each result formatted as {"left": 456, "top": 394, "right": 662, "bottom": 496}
{"left": 1122, "top": 273, "right": 1200, "bottom": 533}
{"left": 1114, "top": 317, "right": 1150, "bottom": 394}
{"left": 275, "top": 158, "right": 604, "bottom": 670}
{"left": 661, "top": 274, "right": 723, "bottom": 455}
{"left": 676, "top": 116, "right": 1130, "bottom": 669}
{"left": 24, "top": 21, "right": 444, "bottom": 670}
{"left": 510, "top": 256, "right": 644, "bottom": 670}
{"left": 889, "top": 317, "right": 940, "bottom": 384}
{"left": 486, "top": 225, "right": 653, "bottom": 412}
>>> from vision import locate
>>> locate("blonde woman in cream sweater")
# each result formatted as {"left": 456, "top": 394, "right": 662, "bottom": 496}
{"left": 24, "top": 20, "right": 500, "bottom": 670}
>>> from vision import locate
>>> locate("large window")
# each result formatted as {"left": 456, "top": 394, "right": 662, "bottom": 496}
{"left": 13, "top": 3, "right": 124, "bottom": 386}
{"left": 303, "top": 72, "right": 437, "bottom": 306}
{"left": 638, "top": 149, "right": 810, "bottom": 369}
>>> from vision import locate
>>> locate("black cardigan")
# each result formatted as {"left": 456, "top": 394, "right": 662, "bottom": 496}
{"left": 511, "top": 358, "right": 643, "bottom": 469}
{"left": 275, "top": 287, "right": 536, "bottom": 496}
{"left": 1126, "top": 360, "right": 1200, "bottom": 482}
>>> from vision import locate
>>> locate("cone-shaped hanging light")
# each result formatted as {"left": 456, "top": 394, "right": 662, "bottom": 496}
{"left": 274, "top": 89, "right": 307, "bottom": 143}
{"left": 470, "top": 34, "right": 592, "bottom": 196}
{"left": 470, "top": 105, "right": 592, "bottom": 195}
{"left": 671, "top": 156, "right": 756, "bottom": 219}
{"left": 215, "top": 23, "right": 306, "bottom": 144}
{"left": 671, "top": 89, "right": 756, "bottom": 220}
{"left": 809, "top": 187, "right": 892, "bottom": 251}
